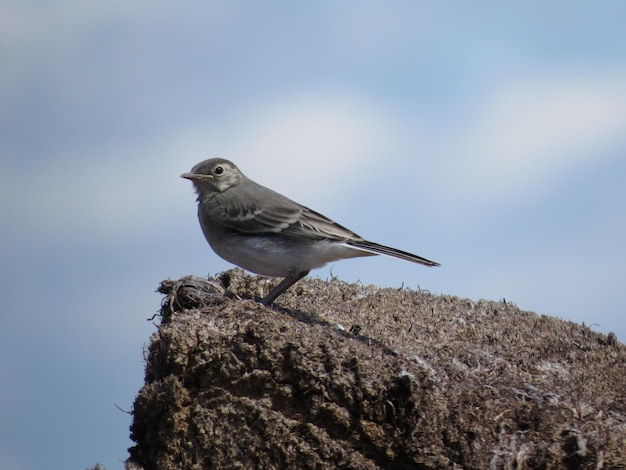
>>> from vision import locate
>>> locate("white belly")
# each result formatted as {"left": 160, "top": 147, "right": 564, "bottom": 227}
{"left": 207, "top": 234, "right": 370, "bottom": 277}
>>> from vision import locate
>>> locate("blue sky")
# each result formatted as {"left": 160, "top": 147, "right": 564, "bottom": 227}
{"left": 1, "top": 2, "right": 625, "bottom": 469}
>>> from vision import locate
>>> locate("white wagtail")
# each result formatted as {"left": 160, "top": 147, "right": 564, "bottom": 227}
{"left": 181, "top": 158, "right": 440, "bottom": 306}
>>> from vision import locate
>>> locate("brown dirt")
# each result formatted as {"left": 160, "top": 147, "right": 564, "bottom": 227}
{"left": 126, "top": 269, "right": 626, "bottom": 469}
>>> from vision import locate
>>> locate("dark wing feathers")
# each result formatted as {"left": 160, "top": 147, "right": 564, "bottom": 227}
{"left": 213, "top": 180, "right": 439, "bottom": 267}
{"left": 283, "top": 206, "right": 363, "bottom": 241}
{"left": 223, "top": 204, "right": 362, "bottom": 241}
{"left": 217, "top": 181, "right": 363, "bottom": 241}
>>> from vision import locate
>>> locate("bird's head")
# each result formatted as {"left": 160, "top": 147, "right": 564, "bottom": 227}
{"left": 181, "top": 158, "right": 245, "bottom": 196}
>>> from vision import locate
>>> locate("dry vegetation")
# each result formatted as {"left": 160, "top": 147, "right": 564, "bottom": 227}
{"left": 126, "top": 270, "right": 626, "bottom": 469}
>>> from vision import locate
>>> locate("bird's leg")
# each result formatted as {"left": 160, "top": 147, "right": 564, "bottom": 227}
{"left": 260, "top": 270, "right": 310, "bottom": 306}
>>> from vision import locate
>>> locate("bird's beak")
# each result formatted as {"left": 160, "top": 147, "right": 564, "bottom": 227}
{"left": 180, "top": 173, "right": 214, "bottom": 181}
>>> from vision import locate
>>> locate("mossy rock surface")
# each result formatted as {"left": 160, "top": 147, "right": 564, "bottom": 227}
{"left": 127, "top": 270, "right": 626, "bottom": 469}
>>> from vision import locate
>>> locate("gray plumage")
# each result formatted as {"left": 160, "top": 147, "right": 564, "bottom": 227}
{"left": 181, "top": 158, "right": 439, "bottom": 305}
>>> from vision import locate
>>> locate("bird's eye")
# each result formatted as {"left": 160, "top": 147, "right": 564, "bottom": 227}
{"left": 214, "top": 166, "right": 224, "bottom": 175}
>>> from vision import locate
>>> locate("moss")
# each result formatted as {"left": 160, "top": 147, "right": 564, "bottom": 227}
{"left": 127, "top": 269, "right": 626, "bottom": 469}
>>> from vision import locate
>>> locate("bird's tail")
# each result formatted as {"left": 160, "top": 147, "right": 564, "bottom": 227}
{"left": 346, "top": 240, "right": 440, "bottom": 267}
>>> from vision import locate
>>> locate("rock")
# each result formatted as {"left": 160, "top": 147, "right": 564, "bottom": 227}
{"left": 127, "top": 270, "right": 626, "bottom": 469}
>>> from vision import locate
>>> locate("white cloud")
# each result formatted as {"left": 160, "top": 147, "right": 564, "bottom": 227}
{"left": 224, "top": 93, "right": 396, "bottom": 202}
{"left": 7, "top": 71, "right": 625, "bottom": 243}
{"left": 442, "top": 71, "right": 626, "bottom": 205}
{"left": 2, "top": 92, "right": 396, "bottom": 240}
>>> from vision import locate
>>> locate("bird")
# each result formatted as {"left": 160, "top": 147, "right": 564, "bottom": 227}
{"left": 181, "top": 158, "right": 440, "bottom": 306}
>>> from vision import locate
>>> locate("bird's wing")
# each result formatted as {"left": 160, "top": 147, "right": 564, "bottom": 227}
{"left": 283, "top": 206, "right": 363, "bottom": 241}
{"left": 216, "top": 184, "right": 363, "bottom": 242}
{"left": 220, "top": 203, "right": 440, "bottom": 266}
